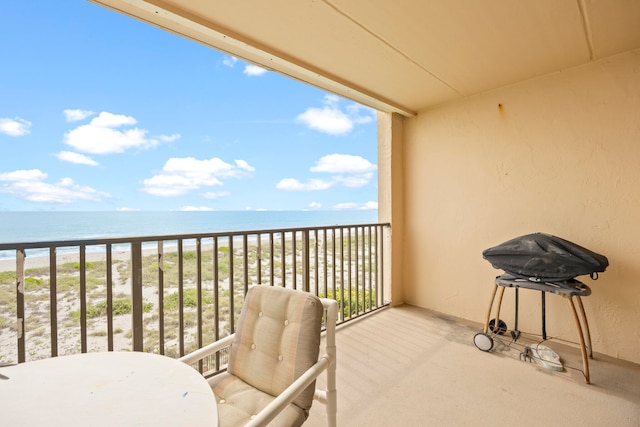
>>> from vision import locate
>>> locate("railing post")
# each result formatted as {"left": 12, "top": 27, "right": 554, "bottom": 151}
{"left": 131, "top": 241, "right": 143, "bottom": 352}
{"left": 106, "top": 244, "right": 114, "bottom": 352}
{"left": 302, "top": 230, "right": 310, "bottom": 292}
{"left": 49, "top": 247, "right": 58, "bottom": 357}
{"left": 157, "top": 241, "right": 164, "bottom": 355}
{"left": 16, "top": 248, "right": 26, "bottom": 363}
{"left": 80, "top": 246, "right": 88, "bottom": 353}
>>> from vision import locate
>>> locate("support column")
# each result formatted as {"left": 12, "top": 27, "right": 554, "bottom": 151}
{"left": 377, "top": 112, "right": 404, "bottom": 305}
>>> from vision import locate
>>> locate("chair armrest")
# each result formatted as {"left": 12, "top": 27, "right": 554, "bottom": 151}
{"left": 245, "top": 355, "right": 332, "bottom": 427}
{"left": 178, "top": 334, "right": 235, "bottom": 365}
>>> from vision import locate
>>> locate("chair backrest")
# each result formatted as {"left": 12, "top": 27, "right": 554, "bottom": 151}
{"left": 227, "top": 285, "right": 324, "bottom": 411}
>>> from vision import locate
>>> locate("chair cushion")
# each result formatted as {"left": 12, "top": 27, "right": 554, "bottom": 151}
{"left": 209, "top": 373, "right": 306, "bottom": 427}
{"left": 227, "top": 285, "right": 324, "bottom": 411}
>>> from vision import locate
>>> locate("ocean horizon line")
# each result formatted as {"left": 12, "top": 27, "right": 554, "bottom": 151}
{"left": 0, "top": 208, "right": 378, "bottom": 212}
{"left": 0, "top": 210, "right": 379, "bottom": 259}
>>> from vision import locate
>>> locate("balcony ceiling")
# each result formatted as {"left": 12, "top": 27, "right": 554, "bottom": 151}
{"left": 91, "top": 0, "right": 640, "bottom": 116}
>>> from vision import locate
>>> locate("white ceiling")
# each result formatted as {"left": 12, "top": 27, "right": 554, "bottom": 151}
{"left": 91, "top": 0, "right": 640, "bottom": 116}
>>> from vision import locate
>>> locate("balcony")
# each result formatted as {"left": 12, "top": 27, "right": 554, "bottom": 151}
{"left": 305, "top": 305, "right": 640, "bottom": 426}
{"left": 1, "top": 223, "right": 638, "bottom": 425}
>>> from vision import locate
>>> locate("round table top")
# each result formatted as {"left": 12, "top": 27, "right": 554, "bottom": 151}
{"left": 0, "top": 351, "right": 218, "bottom": 426}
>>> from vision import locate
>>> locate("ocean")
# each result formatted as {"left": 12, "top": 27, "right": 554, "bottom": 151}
{"left": 0, "top": 210, "right": 378, "bottom": 259}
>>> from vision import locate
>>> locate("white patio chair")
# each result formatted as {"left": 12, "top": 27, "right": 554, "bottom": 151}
{"left": 179, "top": 285, "right": 338, "bottom": 427}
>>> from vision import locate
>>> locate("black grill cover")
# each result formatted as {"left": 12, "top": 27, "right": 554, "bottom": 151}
{"left": 482, "top": 233, "right": 608, "bottom": 280}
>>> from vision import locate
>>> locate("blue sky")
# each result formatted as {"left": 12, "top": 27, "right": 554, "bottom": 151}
{"left": 0, "top": 1, "right": 378, "bottom": 212}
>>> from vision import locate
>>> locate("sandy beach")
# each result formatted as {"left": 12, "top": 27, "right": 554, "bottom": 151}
{"left": 0, "top": 250, "right": 133, "bottom": 273}
{"left": 0, "top": 239, "right": 218, "bottom": 273}
{"left": 0, "top": 244, "right": 218, "bottom": 361}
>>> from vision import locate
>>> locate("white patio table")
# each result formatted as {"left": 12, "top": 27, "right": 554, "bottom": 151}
{"left": 0, "top": 351, "right": 218, "bottom": 426}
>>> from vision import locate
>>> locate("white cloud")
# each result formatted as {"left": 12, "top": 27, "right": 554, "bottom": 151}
{"left": 0, "top": 117, "right": 31, "bottom": 136}
{"left": 163, "top": 157, "right": 249, "bottom": 179}
{"left": 204, "top": 191, "right": 230, "bottom": 199}
{"left": 56, "top": 151, "right": 98, "bottom": 166}
{"left": 142, "top": 157, "right": 254, "bottom": 197}
{"left": 223, "top": 56, "right": 238, "bottom": 67}
{"left": 117, "top": 207, "right": 140, "bottom": 211}
{"left": 141, "top": 174, "right": 210, "bottom": 197}
{"left": 297, "top": 107, "right": 352, "bottom": 135}
{"left": 333, "top": 173, "right": 374, "bottom": 188}
{"left": 157, "top": 133, "right": 181, "bottom": 142}
{"left": 243, "top": 64, "right": 268, "bottom": 76}
{"left": 333, "top": 201, "right": 378, "bottom": 210}
{"left": 277, "top": 154, "right": 376, "bottom": 192}
{"left": 297, "top": 95, "right": 376, "bottom": 135}
{"left": 180, "top": 206, "right": 215, "bottom": 211}
{"left": 276, "top": 178, "right": 334, "bottom": 191}
{"left": 346, "top": 103, "right": 375, "bottom": 124}
{"left": 225, "top": 57, "right": 267, "bottom": 75}
{"left": 64, "top": 109, "right": 95, "bottom": 122}
{"left": 64, "top": 111, "right": 168, "bottom": 154}
{"left": 308, "top": 202, "right": 322, "bottom": 209}
{"left": 92, "top": 112, "right": 136, "bottom": 128}
{"left": 0, "top": 168, "right": 109, "bottom": 204}
{"left": 0, "top": 169, "right": 48, "bottom": 181}
{"left": 310, "top": 154, "right": 377, "bottom": 174}
{"left": 323, "top": 94, "right": 340, "bottom": 107}
{"left": 235, "top": 159, "right": 255, "bottom": 172}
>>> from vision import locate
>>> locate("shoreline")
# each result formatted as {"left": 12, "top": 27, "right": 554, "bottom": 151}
{"left": 0, "top": 233, "right": 302, "bottom": 273}
{"left": 0, "top": 246, "right": 182, "bottom": 273}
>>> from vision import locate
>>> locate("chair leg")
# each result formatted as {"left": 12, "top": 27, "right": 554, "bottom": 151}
{"left": 326, "top": 389, "right": 336, "bottom": 427}
{"left": 326, "top": 357, "right": 337, "bottom": 427}
{"left": 567, "top": 296, "right": 590, "bottom": 384}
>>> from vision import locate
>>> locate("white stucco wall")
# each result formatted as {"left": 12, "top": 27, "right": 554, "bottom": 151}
{"left": 401, "top": 49, "right": 640, "bottom": 363}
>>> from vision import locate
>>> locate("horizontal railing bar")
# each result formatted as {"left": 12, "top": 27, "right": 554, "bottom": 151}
{"left": 0, "top": 222, "right": 390, "bottom": 251}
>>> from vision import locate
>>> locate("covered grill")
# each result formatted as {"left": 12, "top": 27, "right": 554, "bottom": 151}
{"left": 474, "top": 232, "right": 609, "bottom": 384}
{"left": 481, "top": 232, "right": 609, "bottom": 281}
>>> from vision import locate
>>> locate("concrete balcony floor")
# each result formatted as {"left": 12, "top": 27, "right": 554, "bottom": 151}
{"left": 307, "top": 305, "right": 640, "bottom": 426}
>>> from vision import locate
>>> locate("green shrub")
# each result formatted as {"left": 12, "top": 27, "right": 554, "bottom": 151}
{"left": 164, "top": 288, "right": 214, "bottom": 311}
{"left": 0, "top": 271, "right": 15, "bottom": 285}
{"left": 54, "top": 274, "right": 104, "bottom": 293}
{"left": 57, "top": 275, "right": 80, "bottom": 292}
{"left": 24, "top": 277, "right": 45, "bottom": 289}
{"left": 321, "top": 287, "right": 376, "bottom": 319}
{"left": 25, "top": 266, "right": 50, "bottom": 276}
{"left": 70, "top": 298, "right": 153, "bottom": 321}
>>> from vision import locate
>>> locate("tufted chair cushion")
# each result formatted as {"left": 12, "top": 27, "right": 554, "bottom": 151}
{"left": 209, "top": 373, "right": 306, "bottom": 427}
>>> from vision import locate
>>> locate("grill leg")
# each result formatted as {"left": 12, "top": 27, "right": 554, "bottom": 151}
{"left": 514, "top": 288, "right": 519, "bottom": 332}
{"left": 567, "top": 296, "right": 590, "bottom": 384}
{"left": 493, "top": 286, "right": 506, "bottom": 332}
{"left": 483, "top": 284, "right": 499, "bottom": 334}
{"left": 511, "top": 287, "right": 521, "bottom": 341}
{"left": 541, "top": 291, "right": 547, "bottom": 340}
{"left": 575, "top": 296, "right": 593, "bottom": 358}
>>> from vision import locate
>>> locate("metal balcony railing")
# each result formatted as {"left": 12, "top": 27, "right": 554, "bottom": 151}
{"left": 0, "top": 223, "right": 390, "bottom": 368}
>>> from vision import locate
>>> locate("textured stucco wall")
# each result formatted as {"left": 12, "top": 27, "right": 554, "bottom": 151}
{"left": 402, "top": 49, "right": 640, "bottom": 363}
{"left": 378, "top": 112, "right": 404, "bottom": 306}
